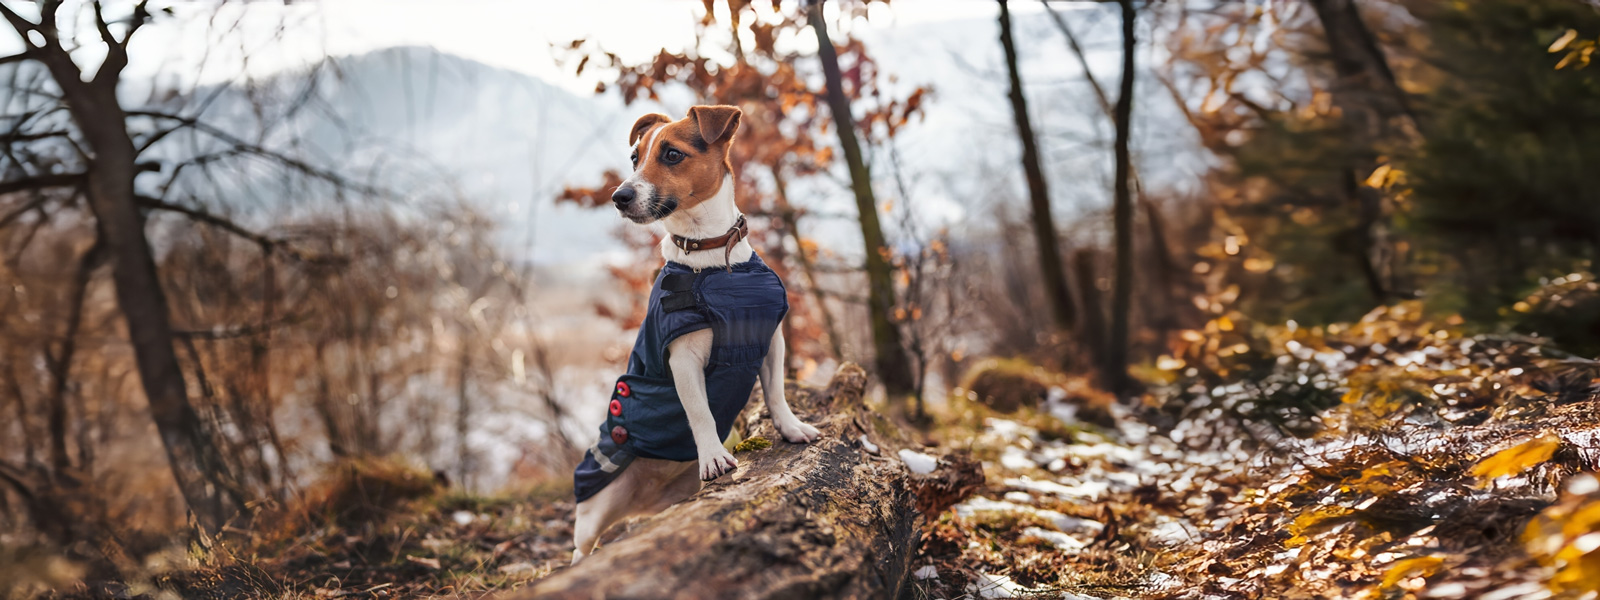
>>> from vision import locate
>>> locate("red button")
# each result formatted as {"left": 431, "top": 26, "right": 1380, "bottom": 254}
{"left": 610, "top": 426, "right": 628, "bottom": 445}
{"left": 609, "top": 399, "right": 622, "bottom": 416}
{"left": 616, "top": 381, "right": 631, "bottom": 397}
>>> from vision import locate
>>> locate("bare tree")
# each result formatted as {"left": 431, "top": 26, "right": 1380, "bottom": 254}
{"left": 0, "top": 1, "right": 240, "bottom": 531}
{"left": 1107, "top": 0, "right": 1138, "bottom": 398}
{"left": 807, "top": 0, "right": 915, "bottom": 395}
{"left": 997, "top": 0, "right": 1077, "bottom": 338}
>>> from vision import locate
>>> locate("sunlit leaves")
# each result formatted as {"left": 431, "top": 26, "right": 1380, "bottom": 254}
{"left": 1524, "top": 474, "right": 1600, "bottom": 594}
{"left": 1377, "top": 555, "right": 1443, "bottom": 592}
{"left": 1286, "top": 505, "right": 1355, "bottom": 548}
{"left": 1549, "top": 28, "right": 1597, "bottom": 70}
{"left": 1470, "top": 433, "right": 1562, "bottom": 488}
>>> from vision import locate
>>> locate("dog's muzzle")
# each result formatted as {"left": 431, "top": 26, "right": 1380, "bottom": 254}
{"left": 613, "top": 183, "right": 677, "bottom": 224}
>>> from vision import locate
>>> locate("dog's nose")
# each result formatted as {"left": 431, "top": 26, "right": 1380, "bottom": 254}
{"left": 612, "top": 186, "right": 637, "bottom": 207}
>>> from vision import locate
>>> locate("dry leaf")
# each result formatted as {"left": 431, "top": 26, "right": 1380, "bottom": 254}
{"left": 1471, "top": 433, "right": 1562, "bottom": 487}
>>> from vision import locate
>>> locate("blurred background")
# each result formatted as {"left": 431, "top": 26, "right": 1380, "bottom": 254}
{"left": 0, "top": 0, "right": 1597, "bottom": 584}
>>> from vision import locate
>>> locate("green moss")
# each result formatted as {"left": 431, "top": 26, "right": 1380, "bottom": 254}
{"left": 734, "top": 436, "right": 773, "bottom": 453}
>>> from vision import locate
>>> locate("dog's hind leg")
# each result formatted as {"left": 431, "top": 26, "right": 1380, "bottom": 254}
{"left": 760, "top": 329, "right": 820, "bottom": 443}
{"left": 571, "top": 471, "right": 634, "bottom": 564}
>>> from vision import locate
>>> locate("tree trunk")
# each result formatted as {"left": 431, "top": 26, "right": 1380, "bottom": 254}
{"left": 1072, "top": 249, "right": 1109, "bottom": 378}
{"left": 1107, "top": 0, "right": 1138, "bottom": 398}
{"left": 1307, "top": 0, "right": 1419, "bottom": 303}
{"left": 1305, "top": 0, "right": 1417, "bottom": 139}
{"left": 807, "top": 0, "right": 915, "bottom": 396}
{"left": 455, "top": 338, "right": 473, "bottom": 491}
{"left": 82, "top": 91, "right": 238, "bottom": 533}
{"left": 997, "top": 0, "right": 1076, "bottom": 335}
{"left": 523, "top": 363, "right": 978, "bottom": 600}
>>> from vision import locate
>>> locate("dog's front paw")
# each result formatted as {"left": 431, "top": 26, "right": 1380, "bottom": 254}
{"left": 699, "top": 447, "right": 739, "bottom": 481}
{"left": 776, "top": 419, "right": 821, "bottom": 444}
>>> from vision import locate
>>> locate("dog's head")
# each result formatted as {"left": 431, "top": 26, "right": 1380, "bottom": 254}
{"left": 611, "top": 105, "right": 742, "bottom": 224}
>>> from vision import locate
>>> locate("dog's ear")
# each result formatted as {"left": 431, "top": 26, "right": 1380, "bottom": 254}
{"left": 688, "top": 105, "right": 742, "bottom": 146}
{"left": 629, "top": 113, "right": 671, "bottom": 147}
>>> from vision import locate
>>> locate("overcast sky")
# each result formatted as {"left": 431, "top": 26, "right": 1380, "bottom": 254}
{"left": 0, "top": 0, "right": 1063, "bottom": 94}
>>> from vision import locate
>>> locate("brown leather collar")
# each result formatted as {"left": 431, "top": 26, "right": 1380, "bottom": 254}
{"left": 671, "top": 214, "right": 748, "bottom": 253}
{"left": 670, "top": 214, "right": 749, "bottom": 271}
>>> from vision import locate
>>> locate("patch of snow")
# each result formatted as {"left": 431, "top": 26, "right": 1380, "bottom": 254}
{"left": 1020, "top": 526, "right": 1086, "bottom": 550}
{"left": 858, "top": 435, "right": 880, "bottom": 455}
{"left": 1003, "top": 491, "right": 1034, "bottom": 504}
{"left": 1061, "top": 593, "right": 1105, "bottom": 600}
{"left": 967, "top": 572, "right": 1033, "bottom": 599}
{"left": 955, "top": 496, "right": 1103, "bottom": 535}
{"left": 985, "top": 418, "right": 1039, "bottom": 443}
{"left": 899, "top": 449, "right": 939, "bottom": 474}
{"left": 1000, "top": 446, "right": 1036, "bottom": 471}
{"left": 1140, "top": 571, "right": 1183, "bottom": 592}
{"left": 1479, "top": 583, "right": 1551, "bottom": 600}
{"left": 913, "top": 565, "right": 939, "bottom": 580}
{"left": 1146, "top": 517, "right": 1196, "bottom": 546}
{"left": 1063, "top": 442, "right": 1146, "bottom": 465}
{"left": 1004, "top": 476, "right": 1110, "bottom": 501}
{"left": 1423, "top": 583, "right": 1469, "bottom": 598}
{"left": 451, "top": 511, "right": 475, "bottom": 526}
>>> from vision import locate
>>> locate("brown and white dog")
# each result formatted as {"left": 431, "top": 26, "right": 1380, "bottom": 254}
{"left": 570, "top": 105, "right": 821, "bottom": 563}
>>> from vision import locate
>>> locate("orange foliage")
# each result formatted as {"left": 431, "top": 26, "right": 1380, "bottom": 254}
{"left": 555, "top": 0, "right": 928, "bottom": 362}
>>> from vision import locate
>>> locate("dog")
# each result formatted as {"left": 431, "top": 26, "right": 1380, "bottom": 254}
{"left": 569, "top": 105, "right": 822, "bottom": 564}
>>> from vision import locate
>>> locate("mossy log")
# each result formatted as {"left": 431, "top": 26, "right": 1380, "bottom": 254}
{"left": 521, "top": 363, "right": 940, "bottom": 600}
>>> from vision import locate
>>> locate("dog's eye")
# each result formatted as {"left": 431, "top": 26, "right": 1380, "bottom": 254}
{"left": 662, "top": 148, "right": 685, "bottom": 165}
{"left": 630, "top": 151, "right": 638, "bottom": 168}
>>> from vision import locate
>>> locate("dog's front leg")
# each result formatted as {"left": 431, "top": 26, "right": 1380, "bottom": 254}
{"left": 760, "top": 329, "right": 820, "bottom": 443}
{"left": 667, "top": 330, "right": 739, "bottom": 480}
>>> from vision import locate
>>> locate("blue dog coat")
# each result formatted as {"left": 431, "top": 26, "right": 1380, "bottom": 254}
{"left": 573, "top": 253, "right": 788, "bottom": 502}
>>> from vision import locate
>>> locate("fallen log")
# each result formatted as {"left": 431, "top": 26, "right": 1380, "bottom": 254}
{"left": 521, "top": 363, "right": 971, "bottom": 600}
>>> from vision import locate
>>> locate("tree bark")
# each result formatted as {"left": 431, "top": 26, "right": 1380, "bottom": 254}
{"left": 0, "top": 2, "right": 240, "bottom": 532}
{"left": 1107, "top": 0, "right": 1138, "bottom": 398}
{"left": 1072, "top": 249, "right": 1109, "bottom": 379}
{"left": 1307, "top": 0, "right": 1419, "bottom": 302}
{"left": 807, "top": 1, "right": 915, "bottom": 396}
{"left": 997, "top": 0, "right": 1076, "bottom": 335}
{"left": 523, "top": 363, "right": 973, "bottom": 600}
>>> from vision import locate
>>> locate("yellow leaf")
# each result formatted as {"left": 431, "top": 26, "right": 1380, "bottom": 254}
{"left": 1471, "top": 433, "right": 1562, "bottom": 487}
{"left": 1364, "top": 164, "right": 1392, "bottom": 189}
{"left": 1380, "top": 555, "right": 1443, "bottom": 588}
{"left": 1286, "top": 505, "right": 1354, "bottom": 548}
{"left": 1551, "top": 29, "right": 1579, "bottom": 53}
{"left": 1557, "top": 51, "right": 1580, "bottom": 70}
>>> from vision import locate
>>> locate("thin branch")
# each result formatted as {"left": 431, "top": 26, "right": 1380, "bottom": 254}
{"left": 127, "top": 111, "right": 383, "bottom": 196}
{"left": 0, "top": 194, "right": 49, "bottom": 229}
{"left": 136, "top": 195, "right": 335, "bottom": 265}
{"left": 92, "top": 1, "right": 117, "bottom": 47}
{"left": 0, "top": 51, "right": 30, "bottom": 65}
{"left": 0, "top": 4, "right": 37, "bottom": 42}
{"left": 173, "top": 313, "right": 308, "bottom": 341}
{"left": 0, "top": 172, "right": 85, "bottom": 196}
{"left": 136, "top": 196, "right": 277, "bottom": 247}
{"left": 1042, "top": 0, "right": 1115, "bottom": 119}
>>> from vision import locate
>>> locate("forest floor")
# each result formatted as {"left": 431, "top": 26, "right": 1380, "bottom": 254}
{"left": 909, "top": 301, "right": 1600, "bottom": 599}
{"left": 22, "top": 301, "right": 1600, "bottom": 600}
